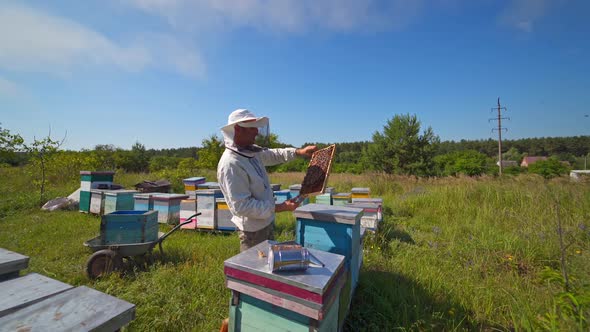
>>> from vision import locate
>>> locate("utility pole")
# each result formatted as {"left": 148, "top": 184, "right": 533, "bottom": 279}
{"left": 489, "top": 98, "right": 509, "bottom": 176}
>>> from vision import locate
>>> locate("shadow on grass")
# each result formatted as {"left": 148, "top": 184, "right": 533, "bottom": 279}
{"left": 344, "top": 270, "right": 497, "bottom": 331}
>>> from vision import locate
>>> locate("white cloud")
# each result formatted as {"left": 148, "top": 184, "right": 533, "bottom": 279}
{"left": 120, "top": 0, "right": 424, "bottom": 33}
{"left": 499, "top": 0, "right": 554, "bottom": 32}
{"left": 0, "top": 5, "right": 205, "bottom": 78}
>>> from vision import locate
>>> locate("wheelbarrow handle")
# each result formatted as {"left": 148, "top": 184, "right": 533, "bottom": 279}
{"left": 158, "top": 213, "right": 201, "bottom": 243}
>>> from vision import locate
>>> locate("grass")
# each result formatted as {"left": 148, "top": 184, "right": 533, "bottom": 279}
{"left": 1, "top": 168, "right": 589, "bottom": 331}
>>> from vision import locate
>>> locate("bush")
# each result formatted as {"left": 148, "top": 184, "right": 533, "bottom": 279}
{"left": 528, "top": 158, "right": 570, "bottom": 179}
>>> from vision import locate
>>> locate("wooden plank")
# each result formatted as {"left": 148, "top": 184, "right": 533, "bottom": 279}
{"left": 0, "top": 286, "right": 135, "bottom": 332}
{"left": 0, "top": 273, "right": 73, "bottom": 317}
{"left": 0, "top": 248, "right": 29, "bottom": 277}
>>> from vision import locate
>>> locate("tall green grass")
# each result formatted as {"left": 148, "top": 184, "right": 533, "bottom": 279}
{"left": 0, "top": 168, "right": 588, "bottom": 331}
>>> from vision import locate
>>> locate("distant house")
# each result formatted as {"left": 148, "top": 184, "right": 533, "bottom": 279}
{"left": 497, "top": 160, "right": 518, "bottom": 167}
{"left": 520, "top": 156, "right": 548, "bottom": 167}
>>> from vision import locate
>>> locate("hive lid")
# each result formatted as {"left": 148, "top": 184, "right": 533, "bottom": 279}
{"left": 152, "top": 193, "right": 190, "bottom": 201}
{"left": 224, "top": 240, "right": 345, "bottom": 295}
{"left": 293, "top": 203, "right": 363, "bottom": 224}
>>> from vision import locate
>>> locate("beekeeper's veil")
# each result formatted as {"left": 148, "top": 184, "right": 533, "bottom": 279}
{"left": 221, "top": 109, "right": 270, "bottom": 149}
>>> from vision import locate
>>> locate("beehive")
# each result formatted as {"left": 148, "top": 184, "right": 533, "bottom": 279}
{"left": 351, "top": 187, "right": 370, "bottom": 199}
{"left": 314, "top": 193, "right": 332, "bottom": 205}
{"left": 345, "top": 202, "right": 380, "bottom": 231}
{"left": 196, "top": 189, "right": 223, "bottom": 229}
{"left": 351, "top": 197, "right": 383, "bottom": 221}
{"left": 270, "top": 184, "right": 281, "bottom": 191}
{"left": 100, "top": 210, "right": 158, "bottom": 245}
{"left": 332, "top": 193, "right": 351, "bottom": 206}
{"left": 89, "top": 189, "right": 116, "bottom": 215}
{"left": 103, "top": 190, "right": 139, "bottom": 215}
{"left": 79, "top": 171, "right": 115, "bottom": 213}
{"left": 294, "top": 204, "right": 363, "bottom": 296}
{"left": 183, "top": 177, "right": 206, "bottom": 198}
{"left": 224, "top": 240, "right": 345, "bottom": 331}
{"left": 216, "top": 198, "right": 236, "bottom": 231}
{"left": 152, "top": 193, "right": 189, "bottom": 224}
{"left": 133, "top": 193, "right": 156, "bottom": 211}
{"left": 180, "top": 199, "right": 198, "bottom": 229}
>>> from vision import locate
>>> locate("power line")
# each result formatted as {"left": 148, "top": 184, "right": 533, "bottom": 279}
{"left": 489, "top": 98, "right": 509, "bottom": 176}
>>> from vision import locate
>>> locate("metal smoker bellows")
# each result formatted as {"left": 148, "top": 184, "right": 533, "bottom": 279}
{"left": 267, "top": 244, "right": 325, "bottom": 272}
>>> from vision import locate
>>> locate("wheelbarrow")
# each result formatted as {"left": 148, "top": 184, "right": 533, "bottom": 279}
{"left": 83, "top": 213, "right": 200, "bottom": 279}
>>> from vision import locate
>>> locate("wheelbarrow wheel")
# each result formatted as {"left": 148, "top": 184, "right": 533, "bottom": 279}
{"left": 86, "top": 249, "right": 122, "bottom": 279}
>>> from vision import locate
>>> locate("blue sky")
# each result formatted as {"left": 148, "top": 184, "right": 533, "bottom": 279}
{"left": 0, "top": 0, "right": 588, "bottom": 150}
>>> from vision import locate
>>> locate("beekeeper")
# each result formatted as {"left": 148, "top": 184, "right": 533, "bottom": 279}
{"left": 217, "top": 109, "right": 316, "bottom": 252}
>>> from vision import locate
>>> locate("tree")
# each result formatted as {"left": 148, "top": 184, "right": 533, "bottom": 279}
{"left": 0, "top": 123, "right": 25, "bottom": 166}
{"left": 434, "top": 150, "right": 488, "bottom": 176}
{"left": 364, "top": 114, "right": 439, "bottom": 176}
{"left": 528, "top": 158, "right": 570, "bottom": 179}
{"left": 26, "top": 132, "right": 65, "bottom": 205}
{"left": 502, "top": 147, "right": 524, "bottom": 164}
{"left": 197, "top": 135, "right": 225, "bottom": 170}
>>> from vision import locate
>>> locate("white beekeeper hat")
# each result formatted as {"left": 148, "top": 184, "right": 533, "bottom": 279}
{"left": 221, "top": 109, "right": 269, "bottom": 130}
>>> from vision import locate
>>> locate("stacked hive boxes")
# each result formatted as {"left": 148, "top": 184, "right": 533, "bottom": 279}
{"left": 196, "top": 189, "right": 223, "bottom": 230}
{"left": 345, "top": 202, "right": 381, "bottom": 231}
{"left": 152, "top": 193, "right": 189, "bottom": 224}
{"left": 216, "top": 198, "right": 236, "bottom": 231}
{"left": 332, "top": 193, "right": 351, "bottom": 206}
{"left": 352, "top": 197, "right": 383, "bottom": 222}
{"left": 180, "top": 199, "right": 198, "bottom": 229}
{"left": 79, "top": 171, "right": 115, "bottom": 213}
{"left": 100, "top": 210, "right": 158, "bottom": 245}
{"left": 274, "top": 190, "right": 292, "bottom": 204}
{"left": 224, "top": 240, "right": 346, "bottom": 331}
{"left": 293, "top": 204, "right": 363, "bottom": 330}
{"left": 183, "top": 177, "right": 206, "bottom": 198}
{"left": 104, "top": 190, "right": 139, "bottom": 215}
{"left": 351, "top": 187, "right": 370, "bottom": 199}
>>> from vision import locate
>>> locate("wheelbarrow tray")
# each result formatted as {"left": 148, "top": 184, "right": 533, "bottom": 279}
{"left": 84, "top": 232, "right": 165, "bottom": 257}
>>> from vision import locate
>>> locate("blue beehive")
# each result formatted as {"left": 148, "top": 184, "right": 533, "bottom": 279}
{"left": 100, "top": 210, "right": 158, "bottom": 245}
{"left": 274, "top": 190, "right": 292, "bottom": 204}
{"left": 294, "top": 204, "right": 363, "bottom": 330}
{"left": 133, "top": 193, "right": 156, "bottom": 211}
{"left": 152, "top": 193, "right": 189, "bottom": 224}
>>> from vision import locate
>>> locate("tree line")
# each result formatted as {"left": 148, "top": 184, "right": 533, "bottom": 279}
{"left": 2, "top": 118, "right": 587, "bottom": 184}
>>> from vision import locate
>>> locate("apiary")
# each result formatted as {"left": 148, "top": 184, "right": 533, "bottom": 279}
{"left": 216, "top": 198, "right": 236, "bottom": 231}
{"left": 332, "top": 193, "right": 351, "bottom": 206}
{"left": 152, "top": 193, "right": 189, "bottom": 224}
{"left": 224, "top": 240, "right": 345, "bottom": 331}
{"left": 180, "top": 199, "right": 198, "bottom": 229}
{"left": 79, "top": 171, "right": 115, "bottom": 213}
{"left": 100, "top": 210, "right": 158, "bottom": 245}
{"left": 103, "top": 190, "right": 139, "bottom": 215}
{"left": 351, "top": 187, "right": 370, "bottom": 199}
{"left": 196, "top": 189, "right": 223, "bottom": 229}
